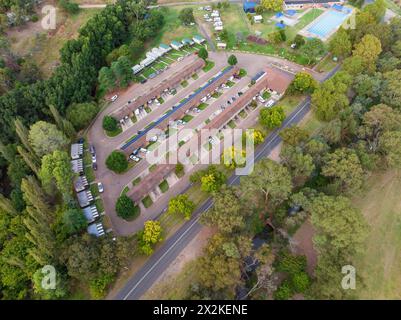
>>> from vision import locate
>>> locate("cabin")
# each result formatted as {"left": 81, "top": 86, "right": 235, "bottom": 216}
{"left": 193, "top": 35, "right": 206, "bottom": 44}
{"left": 170, "top": 40, "right": 184, "bottom": 50}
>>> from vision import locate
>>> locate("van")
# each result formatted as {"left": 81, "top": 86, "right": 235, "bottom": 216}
{"left": 111, "top": 95, "right": 118, "bottom": 102}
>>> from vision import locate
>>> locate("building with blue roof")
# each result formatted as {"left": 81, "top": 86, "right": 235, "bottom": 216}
{"left": 243, "top": 0, "right": 259, "bottom": 13}
{"left": 171, "top": 40, "right": 184, "bottom": 50}
{"left": 275, "top": 22, "right": 286, "bottom": 29}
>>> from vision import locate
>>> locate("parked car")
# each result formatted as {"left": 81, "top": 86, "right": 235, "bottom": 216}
{"left": 91, "top": 154, "right": 97, "bottom": 163}
{"left": 129, "top": 154, "right": 140, "bottom": 162}
{"left": 89, "top": 144, "right": 96, "bottom": 156}
{"left": 140, "top": 78, "right": 147, "bottom": 84}
{"left": 111, "top": 95, "right": 118, "bottom": 102}
{"left": 97, "top": 182, "right": 104, "bottom": 193}
{"left": 92, "top": 163, "right": 98, "bottom": 171}
{"left": 132, "top": 148, "right": 139, "bottom": 155}
{"left": 140, "top": 148, "right": 148, "bottom": 153}
{"left": 77, "top": 137, "right": 84, "bottom": 144}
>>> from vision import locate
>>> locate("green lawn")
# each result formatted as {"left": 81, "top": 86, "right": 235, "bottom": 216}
{"left": 159, "top": 180, "right": 169, "bottom": 193}
{"left": 314, "top": 54, "right": 338, "bottom": 72}
{"left": 226, "top": 80, "right": 235, "bottom": 87}
{"left": 202, "top": 60, "right": 215, "bottom": 72}
{"left": 142, "top": 195, "right": 153, "bottom": 208}
{"left": 239, "top": 68, "right": 247, "bottom": 78}
{"left": 262, "top": 91, "right": 271, "bottom": 100}
{"left": 105, "top": 127, "right": 122, "bottom": 137}
{"left": 198, "top": 102, "right": 208, "bottom": 110}
{"left": 148, "top": 6, "right": 199, "bottom": 47}
{"left": 182, "top": 114, "right": 194, "bottom": 123}
{"left": 228, "top": 120, "right": 236, "bottom": 129}
{"left": 149, "top": 164, "right": 157, "bottom": 172}
{"left": 132, "top": 177, "right": 141, "bottom": 187}
{"left": 352, "top": 170, "right": 401, "bottom": 299}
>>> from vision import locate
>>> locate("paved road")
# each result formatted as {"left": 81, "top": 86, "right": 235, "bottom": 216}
{"left": 113, "top": 96, "right": 311, "bottom": 300}
{"left": 112, "top": 63, "right": 340, "bottom": 300}
{"left": 89, "top": 51, "right": 324, "bottom": 236}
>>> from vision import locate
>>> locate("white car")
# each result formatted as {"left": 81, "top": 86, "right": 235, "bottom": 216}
{"left": 140, "top": 148, "right": 148, "bottom": 154}
{"left": 150, "top": 135, "right": 158, "bottom": 142}
{"left": 111, "top": 95, "right": 118, "bottom": 102}
{"left": 97, "top": 182, "right": 104, "bottom": 193}
{"left": 129, "top": 154, "right": 140, "bottom": 162}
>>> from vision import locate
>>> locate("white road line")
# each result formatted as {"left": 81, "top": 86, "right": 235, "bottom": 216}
{"left": 122, "top": 200, "right": 213, "bottom": 300}
{"left": 121, "top": 99, "right": 310, "bottom": 299}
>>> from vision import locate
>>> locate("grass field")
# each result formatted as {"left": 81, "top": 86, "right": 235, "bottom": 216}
{"left": 352, "top": 170, "right": 401, "bottom": 299}
{"left": 8, "top": 9, "right": 101, "bottom": 78}
{"left": 149, "top": 6, "right": 199, "bottom": 47}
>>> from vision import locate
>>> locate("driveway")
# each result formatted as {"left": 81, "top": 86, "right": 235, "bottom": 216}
{"left": 88, "top": 51, "right": 329, "bottom": 236}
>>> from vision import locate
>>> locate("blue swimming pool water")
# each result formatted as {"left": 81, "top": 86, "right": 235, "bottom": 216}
{"left": 307, "top": 10, "right": 349, "bottom": 38}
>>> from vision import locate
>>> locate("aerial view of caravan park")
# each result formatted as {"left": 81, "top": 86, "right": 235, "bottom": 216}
{"left": 1, "top": 0, "right": 401, "bottom": 308}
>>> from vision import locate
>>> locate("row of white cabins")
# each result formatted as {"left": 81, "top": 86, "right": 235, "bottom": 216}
{"left": 132, "top": 35, "right": 206, "bottom": 75}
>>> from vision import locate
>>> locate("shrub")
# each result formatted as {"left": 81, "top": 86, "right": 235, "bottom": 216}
{"left": 102, "top": 115, "right": 118, "bottom": 132}
{"left": 66, "top": 102, "right": 98, "bottom": 130}
{"left": 106, "top": 151, "right": 128, "bottom": 173}
{"left": 175, "top": 163, "right": 185, "bottom": 177}
{"left": 116, "top": 194, "right": 139, "bottom": 220}
{"left": 274, "top": 281, "right": 292, "bottom": 300}
{"left": 291, "top": 271, "right": 310, "bottom": 293}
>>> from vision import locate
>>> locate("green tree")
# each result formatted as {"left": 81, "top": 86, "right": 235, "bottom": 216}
{"left": 179, "top": 8, "right": 195, "bottom": 25}
{"left": 280, "top": 126, "right": 310, "bottom": 146}
{"left": 301, "top": 38, "right": 325, "bottom": 64}
{"left": 28, "top": 121, "right": 69, "bottom": 157}
{"left": 39, "top": 150, "right": 74, "bottom": 197}
{"left": 381, "top": 70, "right": 401, "bottom": 110}
{"left": 102, "top": 116, "right": 118, "bottom": 132}
{"left": 322, "top": 148, "right": 364, "bottom": 194}
{"left": 17, "top": 146, "right": 40, "bottom": 176}
{"left": 167, "top": 194, "right": 195, "bottom": 220}
{"left": 98, "top": 67, "right": 116, "bottom": 93}
{"left": 328, "top": 28, "right": 351, "bottom": 59}
{"left": 200, "top": 167, "right": 226, "bottom": 193}
{"left": 175, "top": 162, "right": 184, "bottom": 177}
{"left": 66, "top": 102, "right": 98, "bottom": 130}
{"left": 62, "top": 208, "right": 87, "bottom": 235}
{"left": 311, "top": 79, "right": 349, "bottom": 122}
{"left": 105, "top": 151, "right": 128, "bottom": 173}
{"left": 293, "top": 34, "right": 305, "bottom": 48}
{"left": 309, "top": 194, "right": 368, "bottom": 298}
{"left": 379, "top": 131, "right": 401, "bottom": 169}
{"left": 14, "top": 118, "right": 35, "bottom": 155}
{"left": 198, "top": 47, "right": 208, "bottom": 60}
{"left": 259, "top": 106, "right": 285, "bottom": 129}
{"left": 32, "top": 268, "right": 68, "bottom": 299}
{"left": 227, "top": 54, "right": 238, "bottom": 66}
{"left": 353, "top": 34, "right": 382, "bottom": 73}
{"left": 240, "top": 159, "right": 292, "bottom": 223}
{"left": 287, "top": 71, "right": 317, "bottom": 94}
{"left": 260, "top": 0, "right": 283, "bottom": 12}
{"left": 115, "top": 194, "right": 139, "bottom": 220}
{"left": 201, "top": 186, "right": 246, "bottom": 234}
{"left": 137, "top": 221, "right": 163, "bottom": 255}
{"left": 280, "top": 145, "right": 315, "bottom": 185}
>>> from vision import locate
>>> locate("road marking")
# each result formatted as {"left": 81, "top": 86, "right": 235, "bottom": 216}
{"left": 120, "top": 99, "right": 309, "bottom": 300}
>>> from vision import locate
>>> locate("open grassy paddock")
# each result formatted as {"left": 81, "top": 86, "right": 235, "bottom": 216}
{"left": 352, "top": 170, "right": 401, "bottom": 299}
{"left": 7, "top": 8, "right": 101, "bottom": 78}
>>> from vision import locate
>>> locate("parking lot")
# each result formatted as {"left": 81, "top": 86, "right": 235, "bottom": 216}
{"left": 88, "top": 51, "right": 323, "bottom": 235}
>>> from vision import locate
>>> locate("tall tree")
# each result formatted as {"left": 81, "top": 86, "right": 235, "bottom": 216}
{"left": 322, "top": 148, "right": 364, "bottom": 194}
{"left": 17, "top": 146, "right": 40, "bottom": 176}
{"left": 240, "top": 159, "right": 292, "bottom": 224}
{"left": 28, "top": 121, "right": 69, "bottom": 158}
{"left": 201, "top": 186, "right": 246, "bottom": 234}
{"left": 14, "top": 118, "right": 35, "bottom": 155}
{"left": 328, "top": 28, "right": 352, "bottom": 59}
{"left": 353, "top": 34, "right": 382, "bottom": 73}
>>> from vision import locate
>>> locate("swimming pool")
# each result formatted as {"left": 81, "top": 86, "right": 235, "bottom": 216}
{"left": 307, "top": 10, "right": 350, "bottom": 39}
